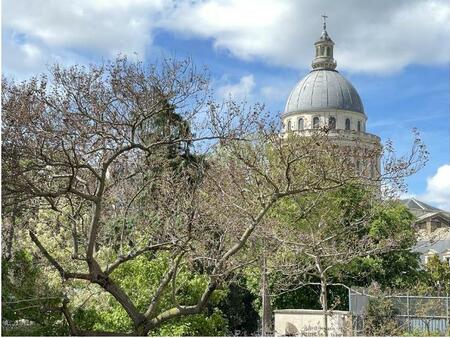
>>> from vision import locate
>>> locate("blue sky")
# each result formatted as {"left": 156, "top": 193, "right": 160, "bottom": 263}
{"left": 3, "top": 0, "right": 449, "bottom": 210}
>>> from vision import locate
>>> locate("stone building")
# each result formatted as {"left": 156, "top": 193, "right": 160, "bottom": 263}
{"left": 401, "top": 198, "right": 450, "bottom": 265}
{"left": 281, "top": 19, "right": 381, "bottom": 179}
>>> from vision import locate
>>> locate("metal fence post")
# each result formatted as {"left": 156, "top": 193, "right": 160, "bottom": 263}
{"left": 446, "top": 293, "right": 449, "bottom": 333}
{"left": 349, "top": 288, "right": 352, "bottom": 313}
{"left": 406, "top": 292, "right": 410, "bottom": 333}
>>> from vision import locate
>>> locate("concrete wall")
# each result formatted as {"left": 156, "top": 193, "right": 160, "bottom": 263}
{"left": 274, "top": 309, "right": 352, "bottom": 336}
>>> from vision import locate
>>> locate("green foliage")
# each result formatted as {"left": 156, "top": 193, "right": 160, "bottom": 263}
{"left": 70, "top": 252, "right": 229, "bottom": 335}
{"left": 413, "top": 255, "right": 450, "bottom": 295}
{"left": 2, "top": 251, "right": 66, "bottom": 336}
{"left": 268, "top": 185, "right": 423, "bottom": 317}
{"left": 367, "top": 203, "right": 416, "bottom": 244}
{"left": 336, "top": 203, "right": 421, "bottom": 289}
{"left": 402, "top": 329, "right": 443, "bottom": 337}
{"left": 141, "top": 97, "right": 205, "bottom": 181}
{"left": 152, "top": 309, "right": 228, "bottom": 336}
{"left": 271, "top": 283, "right": 349, "bottom": 312}
{"left": 217, "top": 280, "right": 260, "bottom": 336}
{"left": 363, "top": 295, "right": 400, "bottom": 336}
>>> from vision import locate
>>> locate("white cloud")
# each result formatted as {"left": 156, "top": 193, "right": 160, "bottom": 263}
{"left": 2, "top": 31, "right": 92, "bottom": 80}
{"left": 163, "top": 0, "right": 449, "bottom": 73}
{"left": 420, "top": 164, "right": 450, "bottom": 211}
{"left": 5, "top": 39, "right": 44, "bottom": 71}
{"left": 3, "top": 0, "right": 167, "bottom": 61}
{"left": 3, "top": 0, "right": 450, "bottom": 76}
{"left": 217, "top": 74, "right": 255, "bottom": 101}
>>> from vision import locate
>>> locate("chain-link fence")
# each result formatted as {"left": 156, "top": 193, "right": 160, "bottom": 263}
{"left": 350, "top": 289, "right": 450, "bottom": 335}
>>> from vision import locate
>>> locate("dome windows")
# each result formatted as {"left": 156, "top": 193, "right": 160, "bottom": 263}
{"left": 313, "top": 117, "right": 320, "bottom": 129}
{"left": 345, "top": 118, "right": 351, "bottom": 130}
{"left": 283, "top": 115, "right": 366, "bottom": 133}
{"left": 328, "top": 117, "right": 336, "bottom": 130}
{"left": 298, "top": 118, "right": 304, "bottom": 130}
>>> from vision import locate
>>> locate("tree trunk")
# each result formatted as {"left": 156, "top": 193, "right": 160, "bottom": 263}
{"left": 320, "top": 275, "right": 329, "bottom": 336}
{"left": 261, "top": 249, "right": 272, "bottom": 336}
{"left": 315, "top": 257, "right": 328, "bottom": 336}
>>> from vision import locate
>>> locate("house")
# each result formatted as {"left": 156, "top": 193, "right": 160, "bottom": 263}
{"left": 401, "top": 198, "right": 450, "bottom": 265}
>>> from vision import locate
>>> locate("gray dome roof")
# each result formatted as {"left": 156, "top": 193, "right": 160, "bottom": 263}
{"left": 284, "top": 70, "right": 364, "bottom": 114}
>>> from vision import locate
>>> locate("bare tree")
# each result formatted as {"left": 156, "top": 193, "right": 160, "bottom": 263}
{"left": 2, "top": 57, "right": 261, "bottom": 335}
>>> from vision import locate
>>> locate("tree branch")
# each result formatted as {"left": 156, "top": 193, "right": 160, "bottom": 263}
{"left": 29, "top": 231, "right": 90, "bottom": 281}
{"left": 105, "top": 241, "right": 173, "bottom": 275}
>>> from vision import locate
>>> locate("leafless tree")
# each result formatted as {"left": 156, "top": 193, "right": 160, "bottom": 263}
{"left": 2, "top": 57, "right": 260, "bottom": 335}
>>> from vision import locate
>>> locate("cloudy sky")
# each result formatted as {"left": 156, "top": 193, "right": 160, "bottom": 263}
{"left": 3, "top": 0, "right": 450, "bottom": 210}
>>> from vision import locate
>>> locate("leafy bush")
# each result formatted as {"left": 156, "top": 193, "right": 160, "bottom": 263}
{"left": 2, "top": 251, "right": 66, "bottom": 336}
{"left": 363, "top": 295, "right": 400, "bottom": 336}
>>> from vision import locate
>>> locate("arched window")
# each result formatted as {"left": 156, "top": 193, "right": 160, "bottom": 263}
{"left": 313, "top": 117, "right": 320, "bottom": 129}
{"left": 298, "top": 118, "right": 304, "bottom": 131}
{"left": 287, "top": 120, "right": 292, "bottom": 132}
{"left": 328, "top": 116, "right": 336, "bottom": 130}
{"left": 345, "top": 118, "right": 351, "bottom": 130}
{"left": 357, "top": 120, "right": 361, "bottom": 132}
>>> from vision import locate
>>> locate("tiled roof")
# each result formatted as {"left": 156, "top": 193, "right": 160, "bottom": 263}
{"left": 401, "top": 198, "right": 441, "bottom": 212}
{"left": 400, "top": 198, "right": 450, "bottom": 219}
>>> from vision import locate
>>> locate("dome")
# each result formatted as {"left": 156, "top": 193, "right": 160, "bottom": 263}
{"left": 284, "top": 69, "right": 364, "bottom": 115}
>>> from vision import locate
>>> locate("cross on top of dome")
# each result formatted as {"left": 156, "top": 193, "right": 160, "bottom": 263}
{"left": 322, "top": 14, "right": 328, "bottom": 31}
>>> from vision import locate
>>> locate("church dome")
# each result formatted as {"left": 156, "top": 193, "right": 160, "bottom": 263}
{"left": 284, "top": 17, "right": 364, "bottom": 115}
{"left": 284, "top": 69, "right": 364, "bottom": 114}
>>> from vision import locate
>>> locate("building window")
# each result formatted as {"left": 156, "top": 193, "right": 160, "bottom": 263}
{"left": 357, "top": 120, "right": 361, "bottom": 132}
{"left": 328, "top": 116, "right": 336, "bottom": 130}
{"left": 298, "top": 118, "right": 304, "bottom": 131}
{"left": 313, "top": 117, "right": 320, "bottom": 129}
{"left": 287, "top": 120, "right": 292, "bottom": 132}
{"left": 345, "top": 118, "right": 351, "bottom": 130}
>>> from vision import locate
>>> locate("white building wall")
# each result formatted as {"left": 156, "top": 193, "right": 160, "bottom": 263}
{"left": 282, "top": 110, "right": 367, "bottom": 132}
{"left": 274, "top": 309, "right": 353, "bottom": 336}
